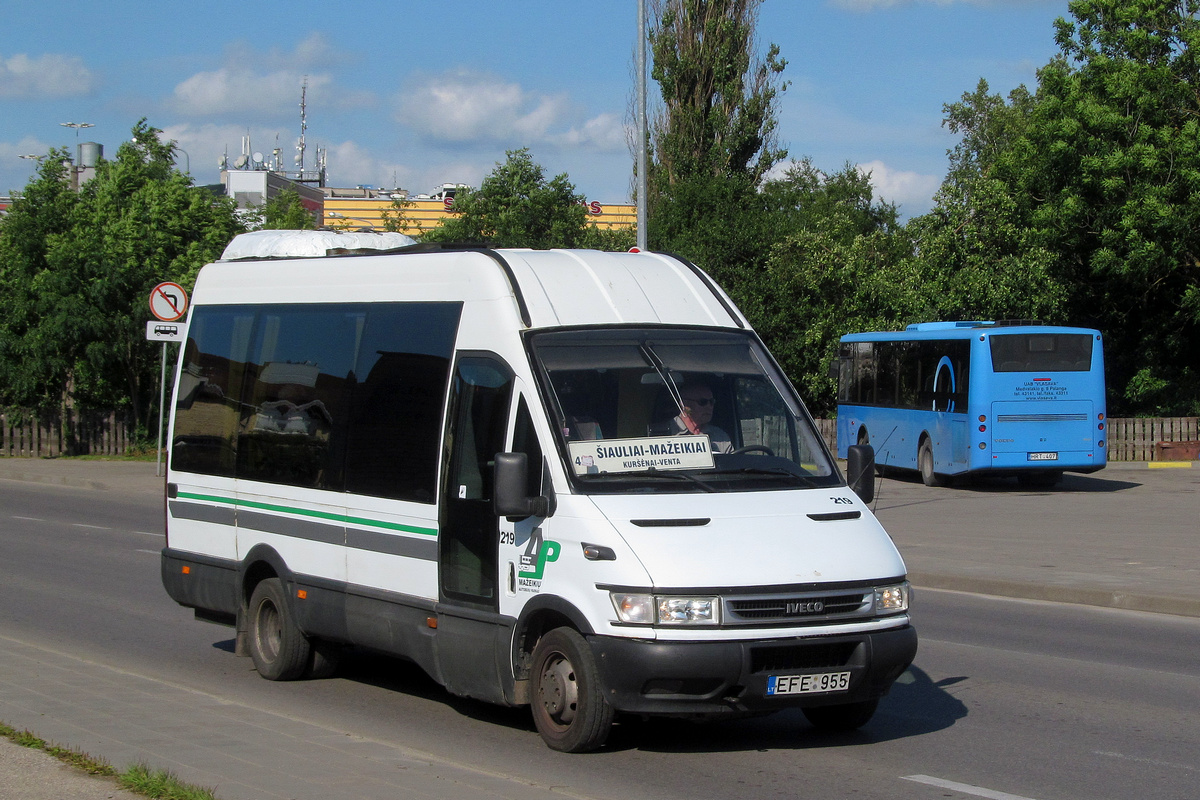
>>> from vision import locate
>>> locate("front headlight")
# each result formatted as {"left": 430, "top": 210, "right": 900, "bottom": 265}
{"left": 611, "top": 593, "right": 721, "bottom": 625}
{"left": 874, "top": 582, "right": 911, "bottom": 615}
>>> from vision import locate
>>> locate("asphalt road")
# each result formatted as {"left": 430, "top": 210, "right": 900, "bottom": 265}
{"left": 1, "top": 464, "right": 1198, "bottom": 799}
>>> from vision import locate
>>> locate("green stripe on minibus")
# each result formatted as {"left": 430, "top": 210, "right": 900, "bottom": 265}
{"left": 176, "top": 491, "right": 438, "bottom": 537}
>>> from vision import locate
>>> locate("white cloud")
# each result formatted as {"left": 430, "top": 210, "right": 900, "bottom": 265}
{"left": 552, "top": 113, "right": 628, "bottom": 151}
{"left": 398, "top": 69, "right": 625, "bottom": 153}
{"left": 324, "top": 139, "right": 493, "bottom": 196}
{"left": 169, "top": 35, "right": 371, "bottom": 118}
{"left": 0, "top": 53, "right": 95, "bottom": 98}
{"left": 172, "top": 69, "right": 316, "bottom": 116}
{"left": 856, "top": 159, "right": 941, "bottom": 211}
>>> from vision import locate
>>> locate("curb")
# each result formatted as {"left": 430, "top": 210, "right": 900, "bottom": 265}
{"left": 909, "top": 572, "right": 1200, "bottom": 618}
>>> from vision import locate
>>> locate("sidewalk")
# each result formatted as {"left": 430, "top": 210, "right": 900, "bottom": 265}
{"left": 0, "top": 455, "right": 1195, "bottom": 800}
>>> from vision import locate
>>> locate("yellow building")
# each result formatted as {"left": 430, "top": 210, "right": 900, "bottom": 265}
{"left": 322, "top": 190, "right": 635, "bottom": 237}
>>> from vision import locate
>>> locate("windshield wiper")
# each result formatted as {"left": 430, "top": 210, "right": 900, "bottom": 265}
{"left": 576, "top": 469, "right": 718, "bottom": 492}
{"left": 704, "top": 466, "right": 821, "bottom": 487}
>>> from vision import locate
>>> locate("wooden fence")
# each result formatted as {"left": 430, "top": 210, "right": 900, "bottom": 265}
{"left": 1, "top": 409, "right": 1195, "bottom": 462}
{"left": 813, "top": 417, "right": 1197, "bottom": 462}
{"left": 1, "top": 410, "right": 133, "bottom": 458}
{"left": 1106, "top": 417, "right": 1199, "bottom": 462}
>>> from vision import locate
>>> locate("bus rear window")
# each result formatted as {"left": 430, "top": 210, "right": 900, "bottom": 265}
{"left": 989, "top": 333, "right": 1093, "bottom": 372}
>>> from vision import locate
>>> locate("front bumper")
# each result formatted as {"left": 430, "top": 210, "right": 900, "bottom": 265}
{"left": 590, "top": 624, "right": 917, "bottom": 716}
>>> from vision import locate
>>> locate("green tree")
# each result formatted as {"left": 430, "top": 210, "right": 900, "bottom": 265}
{"left": 0, "top": 150, "right": 79, "bottom": 411}
{"left": 424, "top": 149, "right": 593, "bottom": 248}
{"left": 257, "top": 189, "right": 317, "bottom": 230}
{"left": 752, "top": 163, "right": 916, "bottom": 414}
{"left": 923, "top": 2, "right": 1200, "bottom": 413}
{"left": 379, "top": 196, "right": 414, "bottom": 234}
{"left": 1010, "top": 0, "right": 1200, "bottom": 413}
{"left": 645, "top": 0, "right": 790, "bottom": 316}
{"left": 905, "top": 80, "right": 1066, "bottom": 327}
{"left": 0, "top": 120, "right": 244, "bottom": 439}
{"left": 648, "top": 0, "right": 788, "bottom": 187}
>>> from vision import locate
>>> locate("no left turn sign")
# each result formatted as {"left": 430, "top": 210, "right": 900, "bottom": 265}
{"left": 149, "top": 282, "right": 188, "bottom": 322}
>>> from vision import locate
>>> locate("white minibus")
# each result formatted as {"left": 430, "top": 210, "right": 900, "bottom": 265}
{"left": 162, "top": 231, "right": 916, "bottom": 752}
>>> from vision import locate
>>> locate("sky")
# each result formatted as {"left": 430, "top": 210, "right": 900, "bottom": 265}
{"left": 2, "top": 0, "right": 1071, "bottom": 219}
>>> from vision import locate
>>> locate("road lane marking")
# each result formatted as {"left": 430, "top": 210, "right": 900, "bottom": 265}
{"left": 903, "top": 775, "right": 1041, "bottom": 800}
{"left": 12, "top": 516, "right": 160, "bottom": 540}
{"left": 1094, "top": 750, "right": 1197, "bottom": 772}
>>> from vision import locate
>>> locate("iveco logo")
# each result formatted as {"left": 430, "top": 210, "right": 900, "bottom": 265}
{"left": 786, "top": 600, "right": 825, "bottom": 615}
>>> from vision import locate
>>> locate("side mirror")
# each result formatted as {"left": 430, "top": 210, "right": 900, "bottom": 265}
{"left": 846, "top": 444, "right": 875, "bottom": 504}
{"left": 494, "top": 452, "right": 550, "bottom": 520}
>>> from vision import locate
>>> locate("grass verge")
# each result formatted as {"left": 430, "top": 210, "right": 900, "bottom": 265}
{"left": 0, "top": 721, "right": 222, "bottom": 800}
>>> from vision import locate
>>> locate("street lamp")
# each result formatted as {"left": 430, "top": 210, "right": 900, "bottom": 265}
{"left": 18, "top": 154, "right": 45, "bottom": 161}
{"left": 326, "top": 211, "right": 377, "bottom": 230}
{"left": 60, "top": 122, "right": 95, "bottom": 138}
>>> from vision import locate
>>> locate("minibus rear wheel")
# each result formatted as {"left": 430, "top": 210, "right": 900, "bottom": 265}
{"left": 802, "top": 699, "right": 879, "bottom": 732}
{"left": 247, "top": 578, "right": 312, "bottom": 681}
{"left": 530, "top": 628, "right": 614, "bottom": 752}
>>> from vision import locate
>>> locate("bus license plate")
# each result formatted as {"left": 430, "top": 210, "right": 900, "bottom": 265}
{"left": 767, "top": 672, "right": 851, "bottom": 696}
{"left": 1028, "top": 452, "right": 1058, "bottom": 461}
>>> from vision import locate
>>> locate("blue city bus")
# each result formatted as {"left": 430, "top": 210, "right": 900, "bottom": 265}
{"left": 834, "top": 322, "right": 1106, "bottom": 486}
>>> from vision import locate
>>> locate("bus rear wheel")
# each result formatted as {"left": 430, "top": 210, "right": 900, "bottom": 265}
{"left": 530, "top": 628, "right": 614, "bottom": 752}
{"left": 918, "top": 440, "right": 945, "bottom": 487}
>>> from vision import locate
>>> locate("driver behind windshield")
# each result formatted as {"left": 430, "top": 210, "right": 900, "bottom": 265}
{"left": 668, "top": 380, "right": 733, "bottom": 454}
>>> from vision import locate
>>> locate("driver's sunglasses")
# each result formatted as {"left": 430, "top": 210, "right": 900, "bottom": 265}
{"left": 684, "top": 397, "right": 714, "bottom": 407}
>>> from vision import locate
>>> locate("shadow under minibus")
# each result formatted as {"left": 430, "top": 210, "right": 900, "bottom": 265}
{"left": 212, "top": 639, "right": 967, "bottom": 753}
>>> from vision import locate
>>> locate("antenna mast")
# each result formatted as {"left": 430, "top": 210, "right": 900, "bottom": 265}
{"left": 296, "top": 77, "right": 308, "bottom": 176}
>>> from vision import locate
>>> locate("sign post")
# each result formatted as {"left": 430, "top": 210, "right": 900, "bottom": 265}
{"left": 147, "top": 282, "right": 188, "bottom": 477}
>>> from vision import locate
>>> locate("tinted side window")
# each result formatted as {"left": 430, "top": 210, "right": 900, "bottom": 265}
{"left": 343, "top": 303, "right": 462, "bottom": 503}
{"left": 236, "top": 305, "right": 363, "bottom": 489}
{"left": 172, "top": 301, "right": 462, "bottom": 501}
{"left": 171, "top": 306, "right": 255, "bottom": 476}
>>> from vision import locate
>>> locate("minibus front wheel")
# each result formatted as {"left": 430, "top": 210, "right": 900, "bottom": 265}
{"left": 530, "top": 628, "right": 615, "bottom": 752}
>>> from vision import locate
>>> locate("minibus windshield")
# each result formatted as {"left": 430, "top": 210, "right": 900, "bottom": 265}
{"left": 530, "top": 328, "right": 839, "bottom": 492}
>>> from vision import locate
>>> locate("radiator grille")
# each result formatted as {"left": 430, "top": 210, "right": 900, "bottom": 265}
{"left": 725, "top": 590, "right": 871, "bottom": 625}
